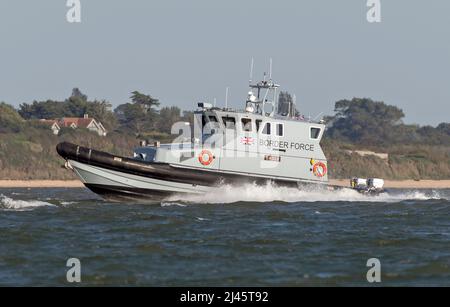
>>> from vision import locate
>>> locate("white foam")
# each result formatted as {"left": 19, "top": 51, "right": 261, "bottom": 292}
{"left": 167, "top": 182, "right": 445, "bottom": 204}
{"left": 0, "top": 194, "right": 56, "bottom": 211}
{"left": 60, "top": 201, "right": 77, "bottom": 206}
{"left": 160, "top": 202, "right": 187, "bottom": 207}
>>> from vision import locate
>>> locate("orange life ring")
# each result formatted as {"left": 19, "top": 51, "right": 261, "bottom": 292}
{"left": 313, "top": 162, "right": 327, "bottom": 177}
{"left": 198, "top": 150, "right": 214, "bottom": 166}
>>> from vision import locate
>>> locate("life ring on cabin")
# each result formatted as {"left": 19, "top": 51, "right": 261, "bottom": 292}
{"left": 312, "top": 162, "right": 327, "bottom": 177}
{"left": 198, "top": 150, "right": 214, "bottom": 166}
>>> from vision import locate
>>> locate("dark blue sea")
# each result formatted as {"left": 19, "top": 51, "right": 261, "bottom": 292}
{"left": 0, "top": 185, "right": 449, "bottom": 286}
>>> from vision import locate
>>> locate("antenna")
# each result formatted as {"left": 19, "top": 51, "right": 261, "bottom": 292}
{"left": 313, "top": 112, "right": 324, "bottom": 121}
{"left": 213, "top": 97, "right": 217, "bottom": 107}
{"left": 292, "top": 94, "right": 297, "bottom": 118}
{"left": 225, "top": 87, "right": 229, "bottom": 109}
{"left": 269, "top": 58, "right": 273, "bottom": 80}
{"left": 249, "top": 58, "right": 254, "bottom": 84}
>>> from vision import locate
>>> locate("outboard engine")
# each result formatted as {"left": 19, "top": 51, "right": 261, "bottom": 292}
{"left": 367, "top": 178, "right": 385, "bottom": 192}
{"left": 350, "top": 177, "right": 368, "bottom": 189}
{"left": 350, "top": 177, "right": 385, "bottom": 195}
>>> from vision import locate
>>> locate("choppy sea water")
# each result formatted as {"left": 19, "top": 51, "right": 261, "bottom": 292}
{"left": 0, "top": 184, "right": 449, "bottom": 286}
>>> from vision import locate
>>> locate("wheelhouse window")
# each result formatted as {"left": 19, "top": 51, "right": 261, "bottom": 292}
{"left": 256, "top": 119, "right": 262, "bottom": 132}
{"left": 222, "top": 116, "right": 236, "bottom": 129}
{"left": 201, "top": 114, "right": 220, "bottom": 137}
{"left": 208, "top": 115, "right": 218, "bottom": 123}
{"left": 241, "top": 118, "right": 252, "bottom": 132}
{"left": 202, "top": 114, "right": 207, "bottom": 129}
{"left": 262, "top": 122, "right": 271, "bottom": 135}
{"left": 310, "top": 127, "right": 321, "bottom": 139}
{"left": 276, "top": 123, "right": 284, "bottom": 136}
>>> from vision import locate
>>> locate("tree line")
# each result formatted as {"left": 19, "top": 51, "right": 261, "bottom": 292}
{"left": 1, "top": 89, "right": 449, "bottom": 146}
{"left": 3, "top": 88, "right": 192, "bottom": 136}
{"left": 324, "top": 97, "right": 450, "bottom": 146}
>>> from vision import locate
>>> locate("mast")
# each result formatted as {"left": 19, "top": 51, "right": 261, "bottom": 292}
{"left": 245, "top": 59, "right": 279, "bottom": 117}
{"left": 225, "top": 87, "right": 229, "bottom": 109}
{"left": 249, "top": 57, "right": 254, "bottom": 85}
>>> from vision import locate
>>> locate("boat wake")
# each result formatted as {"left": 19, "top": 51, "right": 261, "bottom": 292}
{"left": 167, "top": 182, "right": 446, "bottom": 204}
{"left": 0, "top": 194, "right": 56, "bottom": 211}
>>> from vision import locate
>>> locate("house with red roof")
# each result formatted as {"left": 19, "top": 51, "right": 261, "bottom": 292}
{"left": 59, "top": 114, "right": 107, "bottom": 136}
{"left": 39, "top": 119, "right": 61, "bottom": 135}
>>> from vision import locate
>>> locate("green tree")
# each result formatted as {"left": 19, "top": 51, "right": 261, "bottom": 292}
{"left": 156, "top": 106, "right": 182, "bottom": 134}
{"left": 114, "top": 103, "right": 149, "bottom": 135}
{"left": 114, "top": 91, "right": 161, "bottom": 136}
{"left": 18, "top": 88, "right": 117, "bottom": 131}
{"left": 65, "top": 96, "right": 88, "bottom": 117}
{"left": 437, "top": 123, "right": 450, "bottom": 135}
{"left": 277, "top": 91, "right": 298, "bottom": 116}
{"left": 19, "top": 100, "right": 66, "bottom": 119}
{"left": 71, "top": 88, "right": 88, "bottom": 101}
{"left": 0, "top": 102, "right": 25, "bottom": 133}
{"left": 325, "top": 98, "right": 405, "bottom": 145}
{"left": 130, "top": 91, "right": 160, "bottom": 114}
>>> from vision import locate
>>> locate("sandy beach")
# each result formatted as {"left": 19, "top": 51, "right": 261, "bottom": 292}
{"left": 0, "top": 179, "right": 449, "bottom": 189}
{"left": 0, "top": 180, "right": 84, "bottom": 188}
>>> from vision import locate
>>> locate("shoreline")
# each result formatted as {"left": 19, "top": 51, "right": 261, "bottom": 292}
{"left": 0, "top": 180, "right": 84, "bottom": 188}
{"left": 0, "top": 179, "right": 449, "bottom": 189}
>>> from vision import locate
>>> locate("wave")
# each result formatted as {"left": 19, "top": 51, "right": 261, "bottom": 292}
{"left": 60, "top": 201, "right": 78, "bottom": 206}
{"left": 0, "top": 194, "right": 56, "bottom": 211}
{"left": 167, "top": 182, "right": 446, "bottom": 204}
{"left": 160, "top": 202, "right": 187, "bottom": 207}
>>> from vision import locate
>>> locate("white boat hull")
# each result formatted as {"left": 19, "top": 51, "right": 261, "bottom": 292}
{"left": 69, "top": 160, "right": 211, "bottom": 201}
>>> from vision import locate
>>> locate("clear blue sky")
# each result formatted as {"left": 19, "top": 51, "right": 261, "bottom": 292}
{"left": 1, "top": 0, "right": 449, "bottom": 125}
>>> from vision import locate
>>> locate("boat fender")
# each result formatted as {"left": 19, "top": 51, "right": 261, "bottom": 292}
{"left": 312, "top": 162, "right": 327, "bottom": 177}
{"left": 198, "top": 150, "right": 214, "bottom": 166}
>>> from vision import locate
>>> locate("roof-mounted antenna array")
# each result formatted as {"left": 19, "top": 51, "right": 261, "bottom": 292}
{"left": 249, "top": 57, "right": 254, "bottom": 85}
{"left": 246, "top": 58, "right": 279, "bottom": 117}
{"left": 225, "top": 87, "right": 229, "bottom": 109}
{"left": 269, "top": 57, "right": 273, "bottom": 81}
{"left": 292, "top": 94, "right": 297, "bottom": 118}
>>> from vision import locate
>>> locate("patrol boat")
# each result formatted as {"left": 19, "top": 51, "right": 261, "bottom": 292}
{"left": 56, "top": 73, "right": 330, "bottom": 200}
